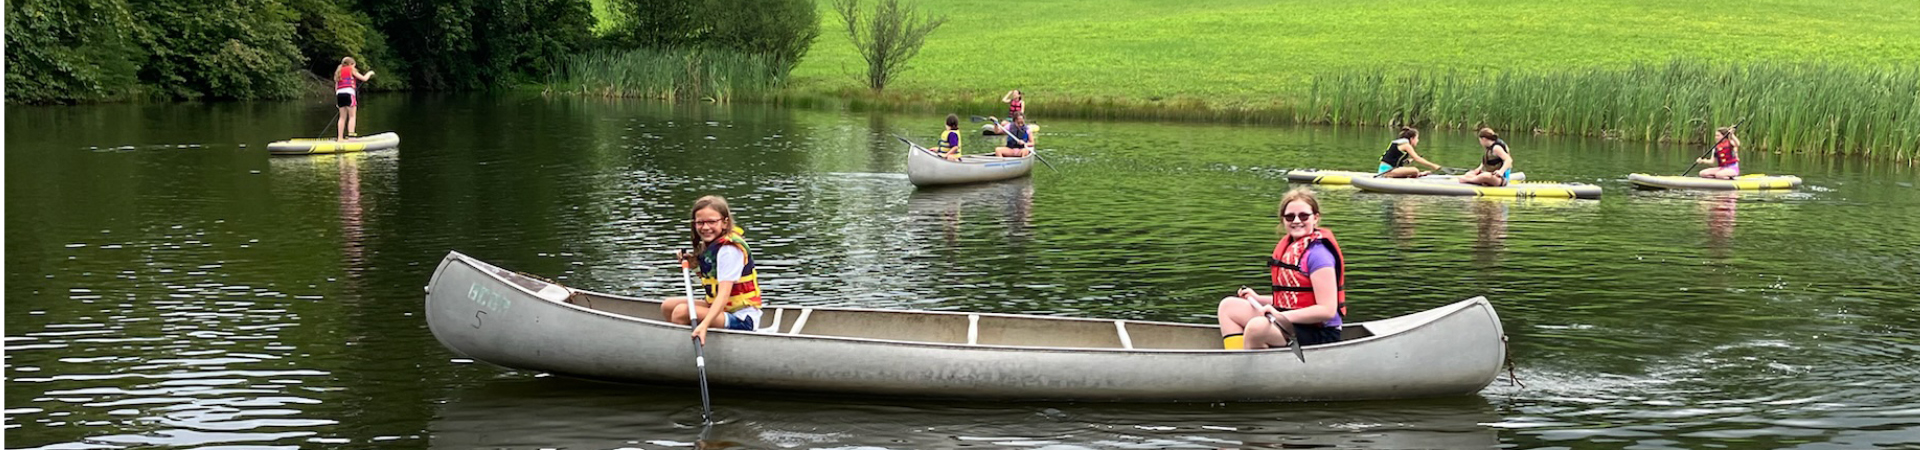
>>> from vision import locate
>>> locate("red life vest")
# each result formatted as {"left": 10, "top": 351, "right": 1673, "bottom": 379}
{"left": 336, "top": 66, "right": 356, "bottom": 90}
{"left": 1713, "top": 139, "right": 1738, "bottom": 166}
{"left": 1268, "top": 228, "right": 1347, "bottom": 324}
{"left": 1008, "top": 98, "right": 1023, "bottom": 116}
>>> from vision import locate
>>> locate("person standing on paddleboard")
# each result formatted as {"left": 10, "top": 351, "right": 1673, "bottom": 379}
{"left": 334, "top": 57, "right": 375, "bottom": 141}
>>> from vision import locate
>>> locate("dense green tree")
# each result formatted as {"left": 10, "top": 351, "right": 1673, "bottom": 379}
{"left": 604, "top": 0, "right": 819, "bottom": 78}
{"left": 129, "top": 0, "right": 307, "bottom": 100}
{"left": 360, "top": 0, "right": 591, "bottom": 89}
{"left": 288, "top": 0, "right": 406, "bottom": 89}
{"left": 5, "top": 0, "right": 143, "bottom": 103}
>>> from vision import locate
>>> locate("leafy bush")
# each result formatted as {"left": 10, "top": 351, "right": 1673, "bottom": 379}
{"left": 4, "top": 0, "right": 143, "bottom": 103}
{"left": 603, "top": 0, "right": 819, "bottom": 79}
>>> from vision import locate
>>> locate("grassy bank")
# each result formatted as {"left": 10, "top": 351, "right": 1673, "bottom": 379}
{"left": 577, "top": 0, "right": 1920, "bottom": 158}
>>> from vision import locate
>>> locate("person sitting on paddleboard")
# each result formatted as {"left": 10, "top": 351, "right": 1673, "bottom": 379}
{"left": 994, "top": 113, "right": 1034, "bottom": 157}
{"left": 1697, "top": 126, "right": 1741, "bottom": 179}
{"left": 935, "top": 114, "right": 963, "bottom": 160}
{"left": 662, "top": 195, "right": 765, "bottom": 344}
{"left": 1217, "top": 188, "right": 1347, "bottom": 349}
{"left": 1378, "top": 127, "right": 1443, "bottom": 178}
{"left": 334, "top": 57, "right": 375, "bottom": 141}
{"left": 1458, "top": 128, "right": 1513, "bottom": 186}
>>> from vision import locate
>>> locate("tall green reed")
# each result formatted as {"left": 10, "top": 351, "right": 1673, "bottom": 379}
{"left": 557, "top": 48, "right": 782, "bottom": 103}
{"left": 1298, "top": 60, "right": 1920, "bottom": 159}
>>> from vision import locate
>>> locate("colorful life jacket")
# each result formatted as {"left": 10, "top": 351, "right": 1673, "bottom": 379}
{"left": 1482, "top": 139, "right": 1509, "bottom": 170}
{"left": 1713, "top": 139, "right": 1739, "bottom": 166}
{"left": 938, "top": 129, "right": 962, "bottom": 156}
{"left": 1267, "top": 228, "right": 1346, "bottom": 327}
{"left": 697, "top": 227, "right": 763, "bottom": 312}
{"left": 335, "top": 66, "right": 356, "bottom": 90}
{"left": 1381, "top": 139, "right": 1412, "bottom": 167}
{"left": 1008, "top": 98, "right": 1023, "bottom": 116}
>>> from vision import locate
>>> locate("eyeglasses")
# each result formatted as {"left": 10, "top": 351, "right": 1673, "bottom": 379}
{"left": 1282, "top": 212, "right": 1315, "bottom": 223}
{"left": 692, "top": 218, "right": 725, "bottom": 226}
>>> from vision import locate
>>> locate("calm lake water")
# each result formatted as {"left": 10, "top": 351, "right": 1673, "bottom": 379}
{"left": 6, "top": 94, "right": 1919, "bottom": 449}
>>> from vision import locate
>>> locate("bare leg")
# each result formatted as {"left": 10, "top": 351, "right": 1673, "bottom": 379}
{"left": 337, "top": 107, "right": 349, "bottom": 141}
{"left": 345, "top": 106, "right": 358, "bottom": 137}
{"left": 1216, "top": 296, "right": 1258, "bottom": 336}
{"left": 1381, "top": 167, "right": 1424, "bottom": 178}
{"left": 1244, "top": 316, "right": 1290, "bottom": 349}
{"left": 662, "top": 297, "right": 712, "bottom": 324}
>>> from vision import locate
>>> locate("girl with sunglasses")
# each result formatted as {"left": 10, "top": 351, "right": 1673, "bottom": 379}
{"left": 662, "top": 195, "right": 765, "bottom": 344}
{"left": 1216, "top": 188, "right": 1348, "bottom": 350}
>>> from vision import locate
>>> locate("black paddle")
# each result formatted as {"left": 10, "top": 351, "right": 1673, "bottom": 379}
{"left": 1680, "top": 117, "right": 1749, "bottom": 177}
{"left": 680, "top": 261, "right": 714, "bottom": 425}
{"left": 967, "top": 116, "right": 1058, "bottom": 172}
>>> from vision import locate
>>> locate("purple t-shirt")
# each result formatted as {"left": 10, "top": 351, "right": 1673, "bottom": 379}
{"left": 1299, "top": 241, "right": 1342, "bottom": 327}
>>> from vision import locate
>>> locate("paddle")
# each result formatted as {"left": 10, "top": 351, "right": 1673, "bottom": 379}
{"left": 967, "top": 116, "right": 1058, "bottom": 172}
{"left": 1239, "top": 291, "right": 1305, "bottom": 362}
{"left": 1680, "top": 117, "right": 1749, "bottom": 176}
{"left": 681, "top": 259, "right": 714, "bottom": 425}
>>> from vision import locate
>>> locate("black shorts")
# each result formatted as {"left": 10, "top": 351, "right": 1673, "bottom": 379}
{"left": 336, "top": 92, "right": 355, "bottom": 108}
{"left": 1295, "top": 324, "right": 1343, "bottom": 346}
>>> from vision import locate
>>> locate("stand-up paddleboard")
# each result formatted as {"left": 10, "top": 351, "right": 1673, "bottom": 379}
{"left": 1628, "top": 173, "right": 1801, "bottom": 191}
{"left": 1286, "top": 169, "right": 1527, "bottom": 185}
{"left": 268, "top": 132, "right": 400, "bottom": 156}
{"left": 1351, "top": 176, "right": 1602, "bottom": 199}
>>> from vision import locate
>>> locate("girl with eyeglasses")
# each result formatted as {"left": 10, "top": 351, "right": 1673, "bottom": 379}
{"left": 661, "top": 195, "right": 765, "bottom": 343}
{"left": 1216, "top": 188, "right": 1348, "bottom": 349}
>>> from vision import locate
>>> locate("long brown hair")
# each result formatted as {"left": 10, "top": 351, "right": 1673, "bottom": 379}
{"left": 1276, "top": 188, "right": 1322, "bottom": 237}
{"left": 1397, "top": 127, "right": 1419, "bottom": 140}
{"left": 689, "top": 195, "right": 735, "bottom": 255}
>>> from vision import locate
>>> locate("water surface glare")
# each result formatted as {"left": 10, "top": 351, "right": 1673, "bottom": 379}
{"left": 7, "top": 95, "right": 1919, "bottom": 449}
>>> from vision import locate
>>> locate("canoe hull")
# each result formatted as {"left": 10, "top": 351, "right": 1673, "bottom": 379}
{"left": 1628, "top": 173, "right": 1801, "bottom": 191}
{"left": 1351, "top": 176, "right": 1601, "bottom": 199}
{"left": 1287, "top": 170, "right": 1527, "bottom": 185}
{"left": 905, "top": 143, "right": 1036, "bottom": 187}
{"left": 425, "top": 251, "right": 1507, "bottom": 402}
{"left": 268, "top": 132, "right": 400, "bottom": 155}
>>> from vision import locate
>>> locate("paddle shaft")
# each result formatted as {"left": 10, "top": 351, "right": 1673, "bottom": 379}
{"left": 1243, "top": 293, "right": 1306, "bottom": 362}
{"left": 682, "top": 265, "right": 714, "bottom": 425}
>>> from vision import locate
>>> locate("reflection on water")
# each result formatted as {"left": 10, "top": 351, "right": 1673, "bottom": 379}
{"left": 429, "top": 379, "right": 1501, "bottom": 449}
{"left": 8, "top": 95, "right": 1920, "bottom": 449}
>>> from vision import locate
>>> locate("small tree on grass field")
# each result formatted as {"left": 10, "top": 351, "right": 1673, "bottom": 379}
{"left": 833, "top": 0, "right": 946, "bottom": 93}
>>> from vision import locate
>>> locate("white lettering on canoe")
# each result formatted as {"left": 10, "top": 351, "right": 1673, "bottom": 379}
{"left": 467, "top": 282, "right": 513, "bottom": 313}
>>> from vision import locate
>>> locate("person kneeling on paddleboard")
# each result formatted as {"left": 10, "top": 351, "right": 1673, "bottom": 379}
{"left": 1217, "top": 188, "right": 1347, "bottom": 350}
{"left": 1697, "top": 126, "right": 1741, "bottom": 180}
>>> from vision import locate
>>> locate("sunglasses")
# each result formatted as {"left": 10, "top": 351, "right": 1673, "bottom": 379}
{"left": 1282, "top": 212, "right": 1316, "bottom": 223}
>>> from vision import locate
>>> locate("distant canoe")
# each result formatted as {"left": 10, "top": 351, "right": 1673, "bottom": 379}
{"left": 906, "top": 141, "right": 1035, "bottom": 187}
{"left": 1351, "top": 176, "right": 1602, "bottom": 199}
{"left": 1287, "top": 170, "right": 1527, "bottom": 185}
{"left": 1628, "top": 173, "right": 1801, "bottom": 191}
{"left": 268, "top": 132, "right": 399, "bottom": 155}
{"left": 424, "top": 251, "right": 1509, "bottom": 402}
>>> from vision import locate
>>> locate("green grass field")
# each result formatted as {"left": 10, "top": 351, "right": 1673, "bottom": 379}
{"left": 788, "top": 0, "right": 1920, "bottom": 105}
{"left": 584, "top": 0, "right": 1920, "bottom": 157}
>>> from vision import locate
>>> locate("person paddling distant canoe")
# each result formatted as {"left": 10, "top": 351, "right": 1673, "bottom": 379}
{"left": 1378, "top": 127, "right": 1443, "bottom": 178}
{"left": 993, "top": 113, "right": 1035, "bottom": 157}
{"left": 1458, "top": 128, "right": 1514, "bottom": 187}
{"left": 1698, "top": 126, "right": 1742, "bottom": 179}
{"left": 935, "top": 114, "right": 963, "bottom": 160}
{"left": 334, "top": 57, "right": 375, "bottom": 141}
{"left": 1218, "top": 188, "right": 1348, "bottom": 349}
{"left": 662, "top": 195, "right": 766, "bottom": 344}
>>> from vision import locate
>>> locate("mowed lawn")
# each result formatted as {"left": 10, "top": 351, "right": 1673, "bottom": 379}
{"left": 786, "top": 0, "right": 1920, "bottom": 107}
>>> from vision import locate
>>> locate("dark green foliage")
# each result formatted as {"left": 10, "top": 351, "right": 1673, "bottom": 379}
{"left": 604, "top": 0, "right": 819, "bottom": 78}
{"left": 287, "top": 0, "right": 404, "bottom": 88}
{"left": 832, "top": 0, "right": 948, "bottom": 92}
{"left": 5, "top": 0, "right": 143, "bottom": 103}
{"left": 129, "top": 0, "right": 307, "bottom": 100}
{"left": 361, "top": 0, "right": 592, "bottom": 90}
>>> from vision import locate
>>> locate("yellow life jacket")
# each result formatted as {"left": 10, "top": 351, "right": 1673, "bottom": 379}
{"left": 698, "top": 227, "right": 763, "bottom": 312}
{"left": 937, "top": 129, "right": 962, "bottom": 157}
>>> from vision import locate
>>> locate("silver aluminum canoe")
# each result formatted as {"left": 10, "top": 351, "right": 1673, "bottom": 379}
{"left": 425, "top": 251, "right": 1507, "bottom": 402}
{"left": 905, "top": 142, "right": 1035, "bottom": 187}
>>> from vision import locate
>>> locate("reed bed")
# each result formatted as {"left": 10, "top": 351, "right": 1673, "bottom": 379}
{"left": 1299, "top": 60, "right": 1920, "bottom": 159}
{"left": 558, "top": 48, "right": 783, "bottom": 103}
